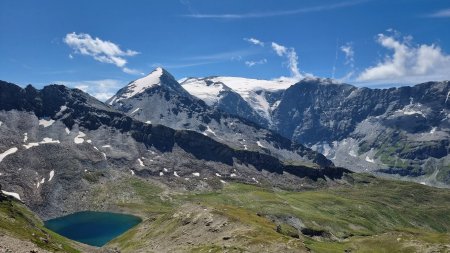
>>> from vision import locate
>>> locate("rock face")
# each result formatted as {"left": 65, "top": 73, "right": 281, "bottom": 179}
{"left": 180, "top": 76, "right": 450, "bottom": 186}
{"left": 0, "top": 80, "right": 346, "bottom": 219}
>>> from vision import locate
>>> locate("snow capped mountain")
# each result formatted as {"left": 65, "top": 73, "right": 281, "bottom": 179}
{"left": 107, "top": 69, "right": 331, "bottom": 168}
{"left": 108, "top": 67, "right": 187, "bottom": 105}
{"left": 180, "top": 76, "right": 295, "bottom": 125}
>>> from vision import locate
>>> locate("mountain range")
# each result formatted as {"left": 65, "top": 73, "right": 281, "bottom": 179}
{"left": 111, "top": 67, "right": 450, "bottom": 186}
{"left": 1, "top": 68, "right": 450, "bottom": 252}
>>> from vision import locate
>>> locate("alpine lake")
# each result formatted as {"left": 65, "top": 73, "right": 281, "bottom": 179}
{"left": 44, "top": 211, "right": 142, "bottom": 247}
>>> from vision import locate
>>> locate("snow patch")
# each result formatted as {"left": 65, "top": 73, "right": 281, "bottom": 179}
{"left": 204, "top": 126, "right": 217, "bottom": 137}
{"left": 430, "top": 127, "right": 437, "bottom": 134}
{"left": 86, "top": 140, "right": 92, "bottom": 143}
{"left": 23, "top": 133, "right": 28, "bottom": 143}
{"left": 23, "top": 143, "right": 39, "bottom": 149}
{"left": 41, "top": 138, "right": 60, "bottom": 144}
{"left": 0, "top": 147, "right": 18, "bottom": 162}
{"left": 130, "top": 170, "right": 135, "bottom": 175}
{"left": 365, "top": 156, "right": 375, "bottom": 163}
{"left": 349, "top": 150, "right": 357, "bottom": 157}
{"left": 163, "top": 168, "right": 169, "bottom": 172}
{"left": 145, "top": 121, "right": 151, "bottom": 124}
{"left": 174, "top": 171, "right": 180, "bottom": 177}
{"left": 49, "top": 170, "right": 55, "bottom": 181}
{"left": 130, "top": 107, "right": 140, "bottom": 114}
{"left": 256, "top": 141, "right": 265, "bottom": 148}
{"left": 220, "top": 180, "right": 226, "bottom": 184}
{"left": 56, "top": 105, "right": 68, "bottom": 117}
{"left": 65, "top": 127, "right": 70, "bottom": 134}
{"left": 1, "top": 190, "right": 21, "bottom": 200}
{"left": 446, "top": 91, "right": 450, "bottom": 104}
{"left": 252, "top": 177, "right": 259, "bottom": 183}
{"left": 138, "top": 158, "right": 144, "bottom": 167}
{"left": 74, "top": 132, "right": 86, "bottom": 144}
{"left": 37, "top": 177, "right": 45, "bottom": 188}
{"left": 215, "top": 173, "right": 222, "bottom": 177}
{"left": 230, "top": 173, "right": 236, "bottom": 177}
{"left": 102, "top": 152, "right": 107, "bottom": 159}
{"left": 39, "top": 119, "right": 55, "bottom": 128}
{"left": 192, "top": 172, "right": 200, "bottom": 177}
{"left": 159, "top": 172, "right": 164, "bottom": 176}
{"left": 102, "top": 145, "right": 111, "bottom": 148}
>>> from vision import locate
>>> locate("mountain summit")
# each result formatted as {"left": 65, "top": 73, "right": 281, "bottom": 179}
{"left": 107, "top": 67, "right": 187, "bottom": 105}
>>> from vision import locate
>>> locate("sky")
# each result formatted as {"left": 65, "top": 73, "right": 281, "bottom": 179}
{"left": 1, "top": 0, "right": 450, "bottom": 100}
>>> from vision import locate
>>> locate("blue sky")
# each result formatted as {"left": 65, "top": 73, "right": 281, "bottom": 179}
{"left": 1, "top": 0, "right": 450, "bottom": 99}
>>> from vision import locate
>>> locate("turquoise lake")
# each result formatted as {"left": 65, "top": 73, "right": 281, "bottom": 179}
{"left": 44, "top": 211, "right": 142, "bottom": 247}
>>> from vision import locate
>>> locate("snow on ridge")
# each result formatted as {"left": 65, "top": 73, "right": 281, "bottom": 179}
{"left": 0, "top": 147, "right": 18, "bottom": 162}
{"left": 181, "top": 76, "right": 295, "bottom": 121}
{"left": 39, "top": 119, "right": 55, "bottom": 128}
{"left": 1, "top": 190, "right": 21, "bottom": 200}
{"left": 181, "top": 79, "right": 228, "bottom": 106}
{"left": 116, "top": 68, "right": 163, "bottom": 101}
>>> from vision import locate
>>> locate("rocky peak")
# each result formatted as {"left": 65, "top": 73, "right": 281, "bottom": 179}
{"left": 107, "top": 68, "right": 188, "bottom": 105}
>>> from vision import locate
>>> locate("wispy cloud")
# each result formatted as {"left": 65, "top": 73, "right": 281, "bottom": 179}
{"left": 245, "top": 59, "right": 267, "bottom": 67}
{"left": 271, "top": 42, "right": 302, "bottom": 79}
{"left": 341, "top": 43, "right": 355, "bottom": 67}
{"left": 183, "top": 49, "right": 255, "bottom": 61}
{"left": 244, "top": 37, "right": 264, "bottom": 47}
{"left": 338, "top": 42, "right": 355, "bottom": 80}
{"left": 357, "top": 31, "right": 450, "bottom": 84}
{"left": 64, "top": 32, "right": 142, "bottom": 75}
{"left": 426, "top": 8, "right": 450, "bottom": 18}
{"left": 182, "top": 0, "right": 369, "bottom": 19}
{"left": 56, "top": 79, "right": 124, "bottom": 101}
{"left": 151, "top": 61, "right": 218, "bottom": 69}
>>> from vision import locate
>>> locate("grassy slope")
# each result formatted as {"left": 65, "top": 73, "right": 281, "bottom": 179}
{"left": 104, "top": 174, "right": 450, "bottom": 252}
{"left": 3, "top": 173, "right": 450, "bottom": 252}
{"left": 0, "top": 197, "right": 81, "bottom": 253}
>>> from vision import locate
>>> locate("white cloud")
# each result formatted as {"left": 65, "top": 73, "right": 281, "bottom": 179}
{"left": 122, "top": 67, "right": 144, "bottom": 75}
{"left": 271, "top": 42, "right": 287, "bottom": 56}
{"left": 183, "top": 0, "right": 369, "bottom": 19}
{"left": 357, "top": 32, "right": 450, "bottom": 84}
{"left": 245, "top": 59, "right": 267, "bottom": 67}
{"left": 244, "top": 37, "right": 264, "bottom": 46}
{"left": 64, "top": 32, "right": 141, "bottom": 75}
{"left": 271, "top": 42, "right": 302, "bottom": 79}
{"left": 56, "top": 79, "right": 124, "bottom": 101}
{"left": 427, "top": 8, "right": 450, "bottom": 18}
